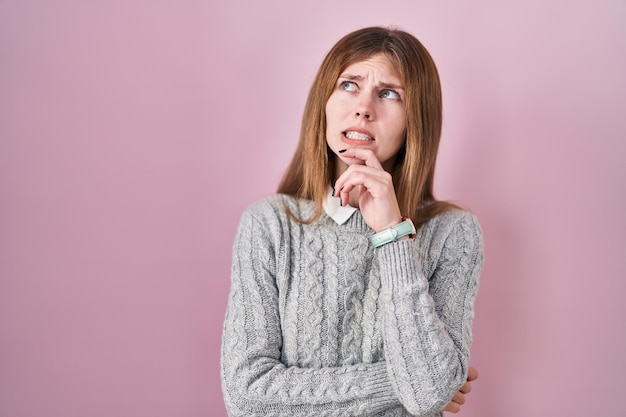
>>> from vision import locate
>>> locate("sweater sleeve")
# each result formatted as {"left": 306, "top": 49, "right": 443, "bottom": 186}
{"left": 376, "top": 212, "right": 483, "bottom": 416}
{"left": 220, "top": 206, "right": 398, "bottom": 417}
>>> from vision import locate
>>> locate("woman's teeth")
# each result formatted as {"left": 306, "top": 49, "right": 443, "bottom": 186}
{"left": 344, "top": 131, "right": 374, "bottom": 141}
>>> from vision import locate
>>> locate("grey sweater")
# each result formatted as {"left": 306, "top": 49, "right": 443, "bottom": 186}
{"left": 221, "top": 194, "right": 483, "bottom": 417}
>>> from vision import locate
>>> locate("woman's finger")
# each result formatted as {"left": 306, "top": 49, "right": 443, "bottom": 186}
{"left": 467, "top": 365, "right": 479, "bottom": 382}
{"left": 453, "top": 390, "right": 466, "bottom": 405}
{"left": 442, "top": 390, "right": 466, "bottom": 413}
{"left": 337, "top": 147, "right": 384, "bottom": 170}
{"left": 459, "top": 380, "right": 472, "bottom": 394}
{"left": 335, "top": 165, "right": 391, "bottom": 207}
{"left": 442, "top": 401, "right": 461, "bottom": 413}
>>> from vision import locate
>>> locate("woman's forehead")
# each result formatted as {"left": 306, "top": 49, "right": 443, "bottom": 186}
{"left": 339, "top": 53, "right": 403, "bottom": 82}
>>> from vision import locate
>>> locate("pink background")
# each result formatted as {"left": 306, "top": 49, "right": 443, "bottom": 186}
{"left": 1, "top": 1, "right": 625, "bottom": 416}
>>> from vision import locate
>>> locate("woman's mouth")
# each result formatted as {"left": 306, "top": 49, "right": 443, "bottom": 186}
{"left": 343, "top": 130, "right": 374, "bottom": 141}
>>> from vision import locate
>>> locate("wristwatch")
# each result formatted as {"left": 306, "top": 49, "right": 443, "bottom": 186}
{"left": 369, "top": 217, "right": 416, "bottom": 248}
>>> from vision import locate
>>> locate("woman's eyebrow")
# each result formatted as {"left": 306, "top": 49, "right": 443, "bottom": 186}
{"left": 380, "top": 82, "right": 404, "bottom": 90}
{"left": 338, "top": 73, "right": 404, "bottom": 90}
{"left": 338, "top": 73, "right": 363, "bottom": 81}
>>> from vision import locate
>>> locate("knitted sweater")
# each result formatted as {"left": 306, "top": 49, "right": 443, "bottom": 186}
{"left": 221, "top": 194, "right": 483, "bottom": 417}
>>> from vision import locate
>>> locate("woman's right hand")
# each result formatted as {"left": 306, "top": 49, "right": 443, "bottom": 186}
{"left": 332, "top": 147, "right": 403, "bottom": 233}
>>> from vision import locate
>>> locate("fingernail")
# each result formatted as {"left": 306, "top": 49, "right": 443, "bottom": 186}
{"left": 331, "top": 188, "right": 335, "bottom": 197}
{"left": 338, "top": 149, "right": 347, "bottom": 153}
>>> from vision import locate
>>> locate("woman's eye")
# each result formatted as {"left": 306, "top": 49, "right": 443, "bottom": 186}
{"left": 380, "top": 89, "right": 401, "bottom": 100}
{"left": 340, "top": 81, "right": 357, "bottom": 92}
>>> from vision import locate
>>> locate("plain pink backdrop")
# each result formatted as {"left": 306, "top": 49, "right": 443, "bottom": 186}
{"left": 1, "top": 1, "right": 625, "bottom": 416}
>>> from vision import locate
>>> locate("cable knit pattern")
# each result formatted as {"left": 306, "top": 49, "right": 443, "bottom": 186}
{"left": 301, "top": 224, "right": 325, "bottom": 368}
{"left": 341, "top": 233, "right": 368, "bottom": 365}
{"left": 221, "top": 194, "right": 483, "bottom": 417}
{"left": 324, "top": 230, "right": 340, "bottom": 366}
{"left": 361, "top": 259, "right": 381, "bottom": 364}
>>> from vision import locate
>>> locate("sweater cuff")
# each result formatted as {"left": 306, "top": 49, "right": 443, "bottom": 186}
{"left": 363, "top": 362, "right": 397, "bottom": 404}
{"left": 376, "top": 239, "right": 428, "bottom": 292}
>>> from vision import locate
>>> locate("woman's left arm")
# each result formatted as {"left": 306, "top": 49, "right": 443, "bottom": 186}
{"left": 333, "top": 148, "right": 483, "bottom": 415}
{"left": 377, "top": 213, "right": 483, "bottom": 416}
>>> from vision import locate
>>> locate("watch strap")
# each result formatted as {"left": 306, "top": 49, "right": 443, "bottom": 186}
{"left": 369, "top": 218, "right": 416, "bottom": 248}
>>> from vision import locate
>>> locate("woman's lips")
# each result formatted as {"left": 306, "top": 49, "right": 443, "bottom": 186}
{"left": 343, "top": 130, "right": 375, "bottom": 141}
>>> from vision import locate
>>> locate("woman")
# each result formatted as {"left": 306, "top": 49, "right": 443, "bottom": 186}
{"left": 221, "top": 26, "right": 483, "bottom": 417}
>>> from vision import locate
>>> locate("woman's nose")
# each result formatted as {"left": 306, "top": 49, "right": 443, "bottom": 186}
{"left": 355, "top": 95, "right": 375, "bottom": 120}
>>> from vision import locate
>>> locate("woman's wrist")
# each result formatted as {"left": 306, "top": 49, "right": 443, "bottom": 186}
{"left": 369, "top": 217, "right": 416, "bottom": 248}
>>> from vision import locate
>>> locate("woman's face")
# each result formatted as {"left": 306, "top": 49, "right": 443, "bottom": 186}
{"left": 325, "top": 53, "right": 407, "bottom": 174}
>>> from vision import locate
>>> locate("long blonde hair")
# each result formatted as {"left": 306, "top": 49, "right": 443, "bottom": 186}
{"left": 277, "top": 26, "right": 457, "bottom": 228}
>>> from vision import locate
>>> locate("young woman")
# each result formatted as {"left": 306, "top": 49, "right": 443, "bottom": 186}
{"left": 221, "top": 26, "right": 483, "bottom": 417}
